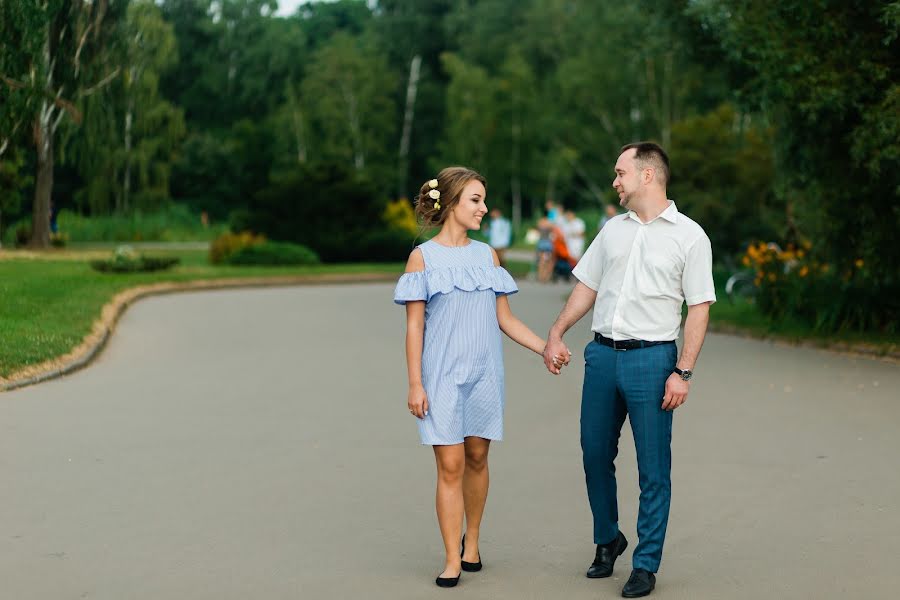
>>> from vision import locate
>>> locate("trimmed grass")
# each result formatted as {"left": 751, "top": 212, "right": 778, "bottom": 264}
{"left": 0, "top": 249, "right": 403, "bottom": 377}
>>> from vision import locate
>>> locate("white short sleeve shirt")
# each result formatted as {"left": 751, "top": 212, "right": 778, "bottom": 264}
{"left": 572, "top": 201, "right": 716, "bottom": 341}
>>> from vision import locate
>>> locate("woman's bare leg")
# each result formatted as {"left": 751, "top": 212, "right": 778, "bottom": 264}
{"left": 433, "top": 444, "right": 466, "bottom": 577}
{"left": 462, "top": 436, "right": 491, "bottom": 563}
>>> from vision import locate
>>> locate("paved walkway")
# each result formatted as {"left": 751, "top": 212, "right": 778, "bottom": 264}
{"left": 1, "top": 282, "right": 898, "bottom": 599}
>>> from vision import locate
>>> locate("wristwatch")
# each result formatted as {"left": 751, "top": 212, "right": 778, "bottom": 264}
{"left": 673, "top": 367, "right": 693, "bottom": 381}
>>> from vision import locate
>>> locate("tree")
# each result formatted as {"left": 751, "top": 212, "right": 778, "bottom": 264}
{"left": 300, "top": 32, "right": 397, "bottom": 182}
{"left": 0, "top": 0, "right": 123, "bottom": 247}
{"left": 689, "top": 0, "right": 900, "bottom": 329}
{"left": 66, "top": 0, "right": 184, "bottom": 214}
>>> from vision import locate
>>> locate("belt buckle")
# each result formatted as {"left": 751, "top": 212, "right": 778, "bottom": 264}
{"left": 613, "top": 339, "right": 627, "bottom": 351}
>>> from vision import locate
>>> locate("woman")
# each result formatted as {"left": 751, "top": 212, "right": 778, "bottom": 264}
{"left": 394, "top": 166, "right": 569, "bottom": 587}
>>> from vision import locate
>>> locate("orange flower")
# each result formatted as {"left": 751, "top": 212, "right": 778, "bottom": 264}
{"left": 799, "top": 266, "right": 809, "bottom": 277}
{"left": 741, "top": 256, "right": 751, "bottom": 267}
{"left": 855, "top": 259, "right": 864, "bottom": 268}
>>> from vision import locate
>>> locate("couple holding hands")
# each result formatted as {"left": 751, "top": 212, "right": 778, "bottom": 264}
{"left": 394, "top": 142, "right": 716, "bottom": 598}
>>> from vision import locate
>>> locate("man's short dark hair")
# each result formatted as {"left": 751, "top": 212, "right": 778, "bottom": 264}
{"left": 621, "top": 141, "right": 670, "bottom": 185}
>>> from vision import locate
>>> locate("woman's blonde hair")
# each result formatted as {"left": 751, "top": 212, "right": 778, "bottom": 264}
{"left": 414, "top": 166, "right": 486, "bottom": 227}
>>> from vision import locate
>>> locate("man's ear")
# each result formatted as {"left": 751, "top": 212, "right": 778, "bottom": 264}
{"left": 643, "top": 168, "right": 654, "bottom": 185}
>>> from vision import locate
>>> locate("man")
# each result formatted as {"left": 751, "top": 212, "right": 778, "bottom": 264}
{"left": 543, "top": 142, "right": 715, "bottom": 598}
{"left": 487, "top": 207, "right": 512, "bottom": 267}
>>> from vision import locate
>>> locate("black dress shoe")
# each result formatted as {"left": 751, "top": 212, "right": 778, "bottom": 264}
{"left": 435, "top": 572, "right": 460, "bottom": 588}
{"left": 621, "top": 568, "right": 656, "bottom": 598}
{"left": 460, "top": 534, "right": 482, "bottom": 572}
{"left": 586, "top": 531, "right": 628, "bottom": 578}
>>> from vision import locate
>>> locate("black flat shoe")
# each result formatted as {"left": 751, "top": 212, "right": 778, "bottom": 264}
{"left": 621, "top": 568, "right": 656, "bottom": 598}
{"left": 460, "top": 534, "right": 483, "bottom": 572}
{"left": 586, "top": 531, "right": 628, "bottom": 578}
{"left": 435, "top": 573, "right": 460, "bottom": 588}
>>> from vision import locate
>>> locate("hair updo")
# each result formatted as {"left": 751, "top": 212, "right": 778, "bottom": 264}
{"left": 414, "top": 166, "right": 486, "bottom": 227}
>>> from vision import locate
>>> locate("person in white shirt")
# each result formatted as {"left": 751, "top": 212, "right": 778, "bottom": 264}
{"left": 542, "top": 142, "right": 715, "bottom": 598}
{"left": 487, "top": 208, "right": 512, "bottom": 267}
{"left": 562, "top": 208, "right": 586, "bottom": 260}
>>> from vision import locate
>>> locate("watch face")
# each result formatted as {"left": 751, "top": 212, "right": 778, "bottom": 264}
{"left": 681, "top": 370, "right": 693, "bottom": 381}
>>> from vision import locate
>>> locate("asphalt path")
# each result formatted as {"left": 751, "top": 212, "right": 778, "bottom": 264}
{"left": 2, "top": 282, "right": 898, "bottom": 599}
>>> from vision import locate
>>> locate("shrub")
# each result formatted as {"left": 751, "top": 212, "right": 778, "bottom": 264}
{"left": 226, "top": 241, "right": 320, "bottom": 266}
{"left": 742, "top": 241, "right": 899, "bottom": 334}
{"left": 14, "top": 222, "right": 30, "bottom": 247}
{"left": 56, "top": 205, "right": 227, "bottom": 242}
{"left": 241, "top": 161, "right": 399, "bottom": 262}
{"left": 90, "top": 246, "right": 180, "bottom": 273}
{"left": 383, "top": 199, "right": 418, "bottom": 237}
{"left": 209, "top": 231, "right": 266, "bottom": 264}
{"left": 358, "top": 229, "right": 417, "bottom": 262}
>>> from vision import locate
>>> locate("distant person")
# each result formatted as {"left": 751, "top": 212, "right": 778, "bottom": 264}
{"left": 562, "top": 208, "right": 586, "bottom": 260}
{"left": 487, "top": 208, "right": 512, "bottom": 267}
{"left": 536, "top": 212, "right": 555, "bottom": 282}
{"left": 545, "top": 199, "right": 561, "bottom": 222}
{"left": 551, "top": 221, "right": 577, "bottom": 282}
{"left": 598, "top": 203, "right": 620, "bottom": 231}
{"left": 394, "top": 167, "right": 561, "bottom": 588}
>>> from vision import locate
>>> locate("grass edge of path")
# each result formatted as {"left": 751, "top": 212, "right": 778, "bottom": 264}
{"left": 0, "top": 272, "right": 398, "bottom": 392}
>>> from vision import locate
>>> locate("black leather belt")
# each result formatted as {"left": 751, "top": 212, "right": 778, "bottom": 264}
{"left": 594, "top": 332, "right": 675, "bottom": 351}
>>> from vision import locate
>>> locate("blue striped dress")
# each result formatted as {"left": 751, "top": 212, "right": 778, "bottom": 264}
{"left": 394, "top": 239, "right": 518, "bottom": 445}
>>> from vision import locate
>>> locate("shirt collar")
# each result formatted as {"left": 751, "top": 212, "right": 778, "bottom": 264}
{"left": 627, "top": 200, "right": 679, "bottom": 225}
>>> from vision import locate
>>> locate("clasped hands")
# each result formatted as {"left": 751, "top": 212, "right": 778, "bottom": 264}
{"left": 542, "top": 337, "right": 572, "bottom": 375}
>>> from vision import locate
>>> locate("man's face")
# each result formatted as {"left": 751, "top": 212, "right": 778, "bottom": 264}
{"left": 612, "top": 149, "right": 641, "bottom": 209}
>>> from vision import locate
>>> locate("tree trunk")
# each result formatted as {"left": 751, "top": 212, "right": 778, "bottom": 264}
{"left": 122, "top": 100, "right": 133, "bottom": 213}
{"left": 342, "top": 83, "right": 364, "bottom": 170}
{"left": 286, "top": 83, "right": 307, "bottom": 164}
{"left": 397, "top": 54, "right": 421, "bottom": 198}
{"left": 510, "top": 113, "right": 522, "bottom": 235}
{"left": 30, "top": 108, "right": 53, "bottom": 248}
{"left": 30, "top": 22, "right": 54, "bottom": 249}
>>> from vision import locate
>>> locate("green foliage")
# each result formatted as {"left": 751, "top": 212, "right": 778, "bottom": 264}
{"left": 64, "top": 0, "right": 185, "bottom": 216}
{"left": 298, "top": 31, "right": 397, "bottom": 184}
{"left": 741, "top": 242, "right": 898, "bottom": 334}
{"left": 43, "top": 205, "right": 224, "bottom": 243}
{"left": 90, "top": 246, "right": 181, "bottom": 273}
{"left": 669, "top": 104, "right": 780, "bottom": 261}
{"left": 1, "top": 0, "right": 127, "bottom": 246}
{"left": 208, "top": 231, "right": 267, "bottom": 264}
{"left": 688, "top": 0, "right": 900, "bottom": 332}
{"left": 239, "top": 161, "right": 408, "bottom": 263}
{"left": 226, "top": 241, "right": 320, "bottom": 266}
{"left": 0, "top": 150, "right": 32, "bottom": 236}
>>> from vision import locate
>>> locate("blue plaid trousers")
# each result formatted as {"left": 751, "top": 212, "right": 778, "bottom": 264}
{"left": 581, "top": 339, "right": 677, "bottom": 573}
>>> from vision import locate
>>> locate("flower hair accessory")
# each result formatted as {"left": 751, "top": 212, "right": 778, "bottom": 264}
{"left": 428, "top": 179, "right": 441, "bottom": 209}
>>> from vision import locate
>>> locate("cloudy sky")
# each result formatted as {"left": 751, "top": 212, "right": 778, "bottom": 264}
{"left": 275, "top": 0, "right": 306, "bottom": 17}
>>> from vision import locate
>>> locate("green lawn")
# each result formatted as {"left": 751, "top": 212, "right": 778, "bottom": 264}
{"left": 0, "top": 249, "right": 404, "bottom": 377}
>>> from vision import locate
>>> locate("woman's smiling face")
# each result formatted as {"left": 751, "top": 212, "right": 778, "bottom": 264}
{"left": 450, "top": 179, "right": 488, "bottom": 231}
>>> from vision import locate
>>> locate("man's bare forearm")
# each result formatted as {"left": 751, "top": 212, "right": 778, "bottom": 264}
{"left": 678, "top": 302, "right": 710, "bottom": 370}
{"left": 549, "top": 282, "right": 598, "bottom": 340}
